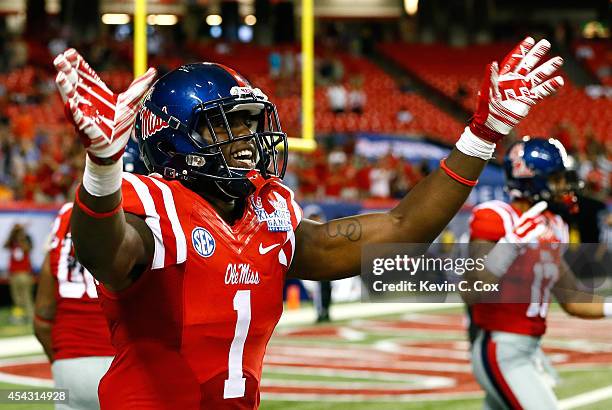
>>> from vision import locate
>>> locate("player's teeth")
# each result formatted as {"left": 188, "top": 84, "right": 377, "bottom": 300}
{"left": 232, "top": 150, "right": 252, "bottom": 159}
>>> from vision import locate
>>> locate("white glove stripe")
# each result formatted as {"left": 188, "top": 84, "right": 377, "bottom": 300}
{"left": 80, "top": 86, "right": 116, "bottom": 113}
{"left": 489, "top": 101, "right": 521, "bottom": 126}
{"left": 519, "top": 201, "right": 547, "bottom": 222}
{"left": 528, "top": 56, "right": 563, "bottom": 86}
{"left": 78, "top": 70, "right": 113, "bottom": 97}
{"left": 489, "top": 106, "right": 517, "bottom": 127}
{"left": 532, "top": 77, "right": 563, "bottom": 99}
{"left": 516, "top": 39, "right": 550, "bottom": 75}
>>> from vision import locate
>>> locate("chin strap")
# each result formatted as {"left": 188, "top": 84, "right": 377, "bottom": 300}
{"left": 247, "top": 170, "right": 281, "bottom": 214}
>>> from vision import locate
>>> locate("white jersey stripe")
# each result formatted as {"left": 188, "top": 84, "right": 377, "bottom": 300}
{"left": 149, "top": 177, "right": 187, "bottom": 264}
{"left": 58, "top": 202, "right": 73, "bottom": 216}
{"left": 122, "top": 173, "right": 165, "bottom": 269}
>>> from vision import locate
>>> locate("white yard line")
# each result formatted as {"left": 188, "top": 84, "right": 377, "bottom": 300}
{"left": 559, "top": 385, "right": 612, "bottom": 409}
{"left": 0, "top": 335, "right": 43, "bottom": 358}
{"left": 278, "top": 302, "right": 456, "bottom": 327}
{"left": 0, "top": 372, "right": 53, "bottom": 388}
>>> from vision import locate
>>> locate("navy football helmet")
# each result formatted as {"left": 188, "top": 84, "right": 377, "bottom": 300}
{"left": 134, "top": 63, "right": 287, "bottom": 199}
{"left": 504, "top": 137, "right": 578, "bottom": 212}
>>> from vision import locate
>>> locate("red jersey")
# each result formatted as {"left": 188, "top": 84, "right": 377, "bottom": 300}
{"left": 469, "top": 200, "right": 569, "bottom": 337}
{"left": 8, "top": 242, "right": 32, "bottom": 274}
{"left": 48, "top": 203, "right": 115, "bottom": 360}
{"left": 97, "top": 174, "right": 302, "bottom": 410}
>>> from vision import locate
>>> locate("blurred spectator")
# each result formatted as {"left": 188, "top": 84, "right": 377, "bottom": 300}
{"left": 397, "top": 106, "right": 413, "bottom": 125}
{"left": 282, "top": 51, "right": 296, "bottom": 79}
{"left": 269, "top": 51, "right": 282, "bottom": 79}
{"left": 318, "top": 55, "right": 344, "bottom": 85}
{"left": 391, "top": 160, "right": 410, "bottom": 199}
{"left": 8, "top": 35, "right": 28, "bottom": 69}
{"left": 325, "top": 148, "right": 347, "bottom": 198}
{"left": 369, "top": 157, "right": 393, "bottom": 198}
{"left": 4, "top": 223, "right": 34, "bottom": 324}
{"left": 354, "top": 155, "right": 372, "bottom": 199}
{"left": 327, "top": 83, "right": 347, "bottom": 114}
{"left": 348, "top": 82, "right": 366, "bottom": 115}
{"left": 297, "top": 155, "right": 320, "bottom": 199}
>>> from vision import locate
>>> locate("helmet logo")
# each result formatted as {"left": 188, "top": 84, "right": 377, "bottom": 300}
{"left": 230, "top": 86, "right": 268, "bottom": 101}
{"left": 141, "top": 106, "right": 169, "bottom": 140}
{"left": 509, "top": 143, "right": 535, "bottom": 178}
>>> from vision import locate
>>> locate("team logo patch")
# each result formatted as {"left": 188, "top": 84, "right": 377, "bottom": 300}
{"left": 509, "top": 143, "right": 536, "bottom": 178}
{"left": 191, "top": 227, "right": 216, "bottom": 258}
{"left": 251, "top": 195, "right": 292, "bottom": 232}
{"left": 140, "top": 105, "right": 169, "bottom": 140}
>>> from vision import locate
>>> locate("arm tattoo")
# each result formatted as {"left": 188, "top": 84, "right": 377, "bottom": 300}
{"left": 325, "top": 218, "right": 362, "bottom": 242}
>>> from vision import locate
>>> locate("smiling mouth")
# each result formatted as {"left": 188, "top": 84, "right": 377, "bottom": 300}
{"left": 229, "top": 148, "right": 257, "bottom": 169}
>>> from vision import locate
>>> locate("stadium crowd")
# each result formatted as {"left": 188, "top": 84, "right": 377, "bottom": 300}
{"left": 0, "top": 33, "right": 610, "bottom": 204}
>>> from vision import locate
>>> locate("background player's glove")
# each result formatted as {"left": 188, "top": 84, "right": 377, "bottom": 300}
{"left": 503, "top": 201, "right": 548, "bottom": 244}
{"left": 54, "top": 48, "right": 156, "bottom": 164}
{"left": 469, "top": 37, "right": 564, "bottom": 143}
{"left": 485, "top": 201, "right": 548, "bottom": 277}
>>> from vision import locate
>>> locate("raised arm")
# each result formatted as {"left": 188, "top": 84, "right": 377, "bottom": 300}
{"left": 289, "top": 37, "right": 564, "bottom": 280}
{"left": 54, "top": 49, "right": 156, "bottom": 291}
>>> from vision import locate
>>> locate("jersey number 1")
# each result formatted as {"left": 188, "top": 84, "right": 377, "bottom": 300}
{"left": 223, "top": 290, "right": 251, "bottom": 399}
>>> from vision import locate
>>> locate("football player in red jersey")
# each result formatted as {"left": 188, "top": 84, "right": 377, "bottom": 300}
{"left": 34, "top": 202, "right": 115, "bottom": 410}
{"left": 53, "top": 37, "right": 567, "bottom": 409}
{"left": 466, "top": 138, "right": 612, "bottom": 410}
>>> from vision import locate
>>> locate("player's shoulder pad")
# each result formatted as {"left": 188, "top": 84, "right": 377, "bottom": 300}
{"left": 470, "top": 200, "right": 517, "bottom": 242}
{"left": 120, "top": 173, "right": 187, "bottom": 269}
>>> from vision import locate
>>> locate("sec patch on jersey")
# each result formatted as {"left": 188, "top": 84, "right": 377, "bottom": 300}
{"left": 191, "top": 227, "right": 216, "bottom": 258}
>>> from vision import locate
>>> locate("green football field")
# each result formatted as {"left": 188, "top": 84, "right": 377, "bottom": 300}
{"left": 1, "top": 305, "right": 611, "bottom": 410}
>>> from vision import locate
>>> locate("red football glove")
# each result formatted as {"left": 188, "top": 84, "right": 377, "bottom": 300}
{"left": 504, "top": 201, "right": 548, "bottom": 244}
{"left": 54, "top": 49, "right": 156, "bottom": 164}
{"left": 470, "top": 37, "right": 564, "bottom": 143}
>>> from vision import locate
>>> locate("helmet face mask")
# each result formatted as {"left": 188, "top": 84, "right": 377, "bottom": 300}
{"left": 135, "top": 63, "right": 288, "bottom": 200}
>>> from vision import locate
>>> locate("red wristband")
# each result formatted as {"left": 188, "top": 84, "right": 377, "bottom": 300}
{"left": 439, "top": 158, "right": 479, "bottom": 187}
{"left": 74, "top": 184, "right": 123, "bottom": 219}
{"left": 34, "top": 313, "right": 54, "bottom": 325}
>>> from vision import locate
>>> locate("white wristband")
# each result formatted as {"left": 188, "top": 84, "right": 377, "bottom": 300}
{"left": 83, "top": 156, "right": 123, "bottom": 197}
{"left": 604, "top": 297, "right": 612, "bottom": 318}
{"left": 456, "top": 126, "right": 496, "bottom": 161}
{"left": 484, "top": 237, "right": 519, "bottom": 277}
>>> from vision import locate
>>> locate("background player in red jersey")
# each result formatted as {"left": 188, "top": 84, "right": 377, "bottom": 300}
{"left": 466, "top": 137, "right": 612, "bottom": 410}
{"left": 34, "top": 202, "right": 115, "bottom": 410}
{"left": 53, "top": 37, "right": 564, "bottom": 409}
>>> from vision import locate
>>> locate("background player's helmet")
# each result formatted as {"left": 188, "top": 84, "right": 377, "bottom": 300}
{"left": 504, "top": 137, "right": 578, "bottom": 211}
{"left": 122, "top": 134, "right": 148, "bottom": 175}
{"left": 134, "top": 62, "right": 287, "bottom": 199}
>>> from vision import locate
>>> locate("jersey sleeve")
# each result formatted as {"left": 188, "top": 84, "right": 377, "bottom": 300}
{"left": 121, "top": 173, "right": 187, "bottom": 270}
{"left": 470, "top": 207, "right": 508, "bottom": 242}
